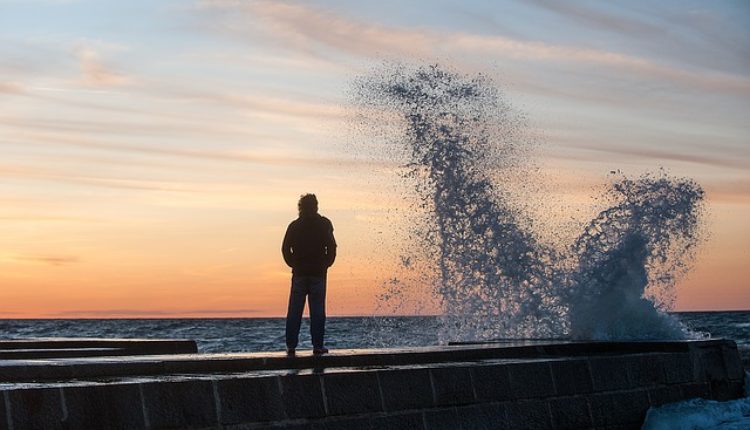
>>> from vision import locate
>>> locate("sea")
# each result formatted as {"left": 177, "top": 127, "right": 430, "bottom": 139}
{"left": 0, "top": 311, "right": 747, "bottom": 368}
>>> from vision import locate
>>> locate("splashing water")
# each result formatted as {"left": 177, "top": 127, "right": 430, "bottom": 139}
{"left": 351, "top": 63, "right": 705, "bottom": 342}
{"left": 566, "top": 174, "right": 705, "bottom": 339}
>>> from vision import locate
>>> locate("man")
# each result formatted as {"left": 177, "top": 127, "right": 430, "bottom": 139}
{"left": 281, "top": 193, "right": 336, "bottom": 355}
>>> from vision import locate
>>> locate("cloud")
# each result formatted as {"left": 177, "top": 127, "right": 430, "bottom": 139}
{"left": 446, "top": 35, "right": 750, "bottom": 94}
{"left": 530, "top": 1, "right": 750, "bottom": 73}
{"left": 0, "top": 163, "right": 202, "bottom": 193}
{"left": 0, "top": 81, "right": 24, "bottom": 94}
{"left": 526, "top": 0, "right": 665, "bottom": 37}
{"left": 76, "top": 46, "right": 130, "bottom": 87}
{"left": 0, "top": 114, "right": 280, "bottom": 141}
{"left": 706, "top": 179, "right": 750, "bottom": 203}
{"left": 0, "top": 311, "right": 24, "bottom": 316}
{"left": 7, "top": 131, "right": 395, "bottom": 171}
{"left": 11, "top": 78, "right": 350, "bottom": 133}
{"left": 196, "top": 0, "right": 432, "bottom": 58}
{"left": 556, "top": 142, "right": 749, "bottom": 172}
{"left": 197, "top": 0, "right": 750, "bottom": 95}
{"left": 0, "top": 0, "right": 82, "bottom": 3}
{"left": 8, "top": 254, "right": 79, "bottom": 266}
{"left": 0, "top": 215, "right": 101, "bottom": 222}
{"left": 147, "top": 83, "right": 348, "bottom": 121}
{"left": 51, "top": 308, "right": 261, "bottom": 317}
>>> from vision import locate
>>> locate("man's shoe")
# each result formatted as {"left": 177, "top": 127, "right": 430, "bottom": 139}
{"left": 286, "top": 347, "right": 296, "bottom": 356}
{"left": 312, "top": 347, "right": 329, "bottom": 355}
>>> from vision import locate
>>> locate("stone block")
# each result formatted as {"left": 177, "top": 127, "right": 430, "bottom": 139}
{"left": 548, "top": 396, "right": 592, "bottom": 430}
{"left": 471, "top": 364, "right": 511, "bottom": 402}
{"left": 692, "top": 347, "right": 726, "bottom": 382}
{"left": 589, "top": 390, "right": 650, "bottom": 427}
{"left": 429, "top": 367, "right": 474, "bottom": 406}
{"left": 254, "top": 423, "right": 314, "bottom": 430}
{"left": 627, "top": 355, "right": 666, "bottom": 387}
{"left": 660, "top": 353, "right": 693, "bottom": 384}
{"left": 7, "top": 387, "right": 63, "bottom": 429}
{"left": 140, "top": 380, "right": 218, "bottom": 428}
{"left": 647, "top": 385, "right": 684, "bottom": 407}
{"left": 423, "top": 407, "right": 463, "bottom": 430}
{"left": 507, "top": 362, "right": 555, "bottom": 399}
{"left": 293, "top": 425, "right": 319, "bottom": 430}
{"left": 61, "top": 383, "right": 145, "bottom": 430}
{"left": 371, "top": 412, "right": 425, "bottom": 430}
{"left": 589, "top": 357, "right": 630, "bottom": 391}
{"left": 216, "top": 376, "right": 285, "bottom": 424}
{"left": 550, "top": 359, "right": 593, "bottom": 395}
{"left": 680, "top": 382, "right": 710, "bottom": 399}
{"left": 506, "top": 399, "right": 553, "bottom": 430}
{"left": 710, "top": 379, "right": 744, "bottom": 401}
{"left": 456, "top": 403, "right": 507, "bottom": 430}
{"left": 722, "top": 346, "right": 745, "bottom": 381}
{"left": 0, "top": 393, "right": 8, "bottom": 430}
{"left": 279, "top": 373, "right": 326, "bottom": 419}
{"left": 323, "top": 371, "right": 382, "bottom": 416}
{"left": 0, "top": 339, "right": 197, "bottom": 356}
{"left": 378, "top": 368, "right": 433, "bottom": 411}
{"left": 323, "top": 416, "right": 374, "bottom": 430}
{"left": 0, "top": 365, "right": 45, "bottom": 383}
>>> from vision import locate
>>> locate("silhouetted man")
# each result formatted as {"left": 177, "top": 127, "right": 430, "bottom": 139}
{"left": 282, "top": 194, "right": 336, "bottom": 355}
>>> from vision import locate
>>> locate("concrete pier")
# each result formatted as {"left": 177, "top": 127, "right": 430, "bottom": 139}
{"left": 0, "top": 339, "right": 744, "bottom": 429}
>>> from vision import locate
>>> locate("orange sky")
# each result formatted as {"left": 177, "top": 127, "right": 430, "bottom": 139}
{"left": 1, "top": 0, "right": 748, "bottom": 317}
{"left": 1, "top": 170, "right": 747, "bottom": 318}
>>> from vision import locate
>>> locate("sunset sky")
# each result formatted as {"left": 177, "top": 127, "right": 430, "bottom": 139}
{"left": 1, "top": 0, "right": 748, "bottom": 317}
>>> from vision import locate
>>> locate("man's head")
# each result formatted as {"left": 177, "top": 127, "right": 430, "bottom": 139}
{"left": 298, "top": 193, "right": 318, "bottom": 217}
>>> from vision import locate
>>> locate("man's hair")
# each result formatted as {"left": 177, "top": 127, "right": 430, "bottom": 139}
{"left": 298, "top": 193, "right": 318, "bottom": 217}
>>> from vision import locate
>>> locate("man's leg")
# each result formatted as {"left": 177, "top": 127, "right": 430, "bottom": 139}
{"left": 285, "top": 275, "right": 307, "bottom": 350}
{"left": 308, "top": 276, "right": 327, "bottom": 350}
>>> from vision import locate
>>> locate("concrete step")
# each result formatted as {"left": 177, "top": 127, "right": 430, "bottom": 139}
{"left": 0, "top": 339, "right": 737, "bottom": 383}
{"left": 0, "top": 348, "right": 121, "bottom": 360}
{"left": 0, "top": 338, "right": 197, "bottom": 360}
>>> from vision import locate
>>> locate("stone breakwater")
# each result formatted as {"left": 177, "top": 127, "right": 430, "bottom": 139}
{"left": 0, "top": 339, "right": 744, "bottom": 429}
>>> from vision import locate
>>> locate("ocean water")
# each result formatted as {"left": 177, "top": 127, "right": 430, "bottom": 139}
{"left": 677, "top": 311, "right": 750, "bottom": 369}
{"left": 642, "top": 372, "right": 750, "bottom": 430}
{"left": 0, "top": 312, "right": 747, "bottom": 367}
{"left": 0, "top": 316, "right": 433, "bottom": 353}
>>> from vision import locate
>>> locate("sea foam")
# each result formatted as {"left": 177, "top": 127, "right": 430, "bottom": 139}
{"left": 642, "top": 372, "right": 750, "bottom": 430}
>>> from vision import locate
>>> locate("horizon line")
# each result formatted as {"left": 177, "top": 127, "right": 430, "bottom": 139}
{"left": 0, "top": 309, "right": 748, "bottom": 320}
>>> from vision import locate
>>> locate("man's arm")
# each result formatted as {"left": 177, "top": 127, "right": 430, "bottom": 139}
{"left": 281, "top": 224, "right": 295, "bottom": 268}
{"left": 325, "top": 221, "right": 337, "bottom": 267}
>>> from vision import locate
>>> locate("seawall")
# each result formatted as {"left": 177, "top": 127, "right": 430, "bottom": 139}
{"left": 0, "top": 339, "right": 744, "bottom": 429}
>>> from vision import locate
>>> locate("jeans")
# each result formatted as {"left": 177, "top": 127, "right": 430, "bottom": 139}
{"left": 285, "top": 275, "right": 326, "bottom": 349}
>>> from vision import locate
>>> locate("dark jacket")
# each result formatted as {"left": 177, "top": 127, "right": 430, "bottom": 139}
{"left": 282, "top": 214, "right": 337, "bottom": 276}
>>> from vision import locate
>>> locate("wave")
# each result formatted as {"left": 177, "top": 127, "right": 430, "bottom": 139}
{"left": 351, "top": 63, "right": 705, "bottom": 342}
